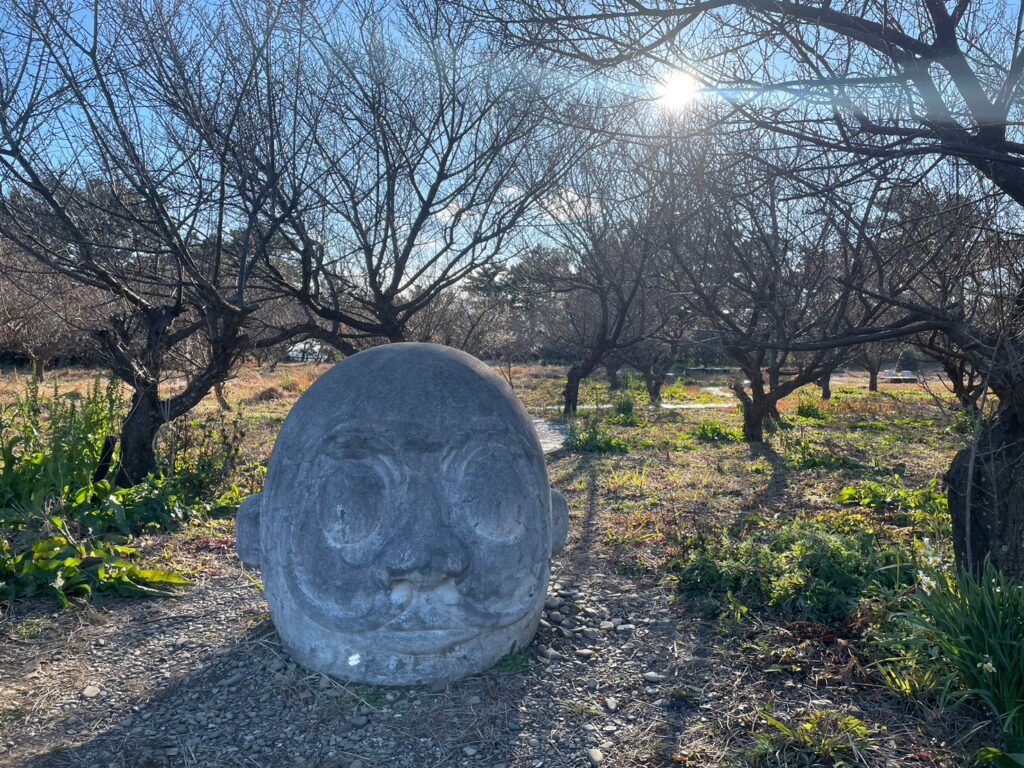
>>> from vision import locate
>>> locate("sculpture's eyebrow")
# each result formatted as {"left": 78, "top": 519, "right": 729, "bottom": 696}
{"left": 442, "top": 422, "right": 537, "bottom": 459}
{"left": 327, "top": 428, "right": 396, "bottom": 451}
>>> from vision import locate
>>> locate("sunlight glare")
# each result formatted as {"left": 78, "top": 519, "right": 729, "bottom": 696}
{"left": 656, "top": 71, "right": 701, "bottom": 111}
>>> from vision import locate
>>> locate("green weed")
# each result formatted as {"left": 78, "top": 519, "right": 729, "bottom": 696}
{"left": 750, "top": 707, "right": 875, "bottom": 767}
{"left": 691, "top": 420, "right": 742, "bottom": 443}
{"left": 667, "top": 514, "right": 913, "bottom": 626}
{"left": 836, "top": 477, "right": 950, "bottom": 539}
{"left": 906, "top": 562, "right": 1024, "bottom": 751}
{"left": 0, "top": 379, "right": 242, "bottom": 605}
{"left": 568, "top": 415, "right": 629, "bottom": 454}
{"left": 795, "top": 395, "right": 828, "bottom": 421}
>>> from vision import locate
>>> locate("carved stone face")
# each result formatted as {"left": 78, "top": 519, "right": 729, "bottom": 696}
{"left": 236, "top": 343, "right": 567, "bottom": 685}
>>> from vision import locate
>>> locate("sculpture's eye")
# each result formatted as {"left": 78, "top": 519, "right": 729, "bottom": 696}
{"left": 321, "top": 464, "right": 388, "bottom": 546}
{"left": 453, "top": 446, "right": 528, "bottom": 542}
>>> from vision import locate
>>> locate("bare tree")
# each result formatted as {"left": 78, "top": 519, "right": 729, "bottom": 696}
{"left": 529, "top": 137, "right": 676, "bottom": 413}
{"left": 0, "top": 244, "right": 107, "bottom": 376}
{"left": 0, "top": 0, "right": 325, "bottom": 482}
{"left": 220, "top": 1, "right": 590, "bottom": 346}
{"left": 478, "top": 0, "right": 1024, "bottom": 576}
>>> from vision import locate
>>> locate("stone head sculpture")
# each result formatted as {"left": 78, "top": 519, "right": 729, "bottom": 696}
{"left": 236, "top": 343, "right": 568, "bottom": 685}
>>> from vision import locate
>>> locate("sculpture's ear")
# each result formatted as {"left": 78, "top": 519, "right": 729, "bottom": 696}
{"left": 236, "top": 493, "right": 263, "bottom": 567}
{"left": 549, "top": 489, "right": 568, "bottom": 554}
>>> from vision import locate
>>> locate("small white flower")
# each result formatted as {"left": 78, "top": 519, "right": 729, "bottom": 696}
{"left": 917, "top": 573, "right": 937, "bottom": 595}
{"left": 977, "top": 656, "right": 995, "bottom": 674}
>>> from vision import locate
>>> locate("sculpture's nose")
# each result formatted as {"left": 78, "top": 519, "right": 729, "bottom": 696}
{"left": 381, "top": 481, "right": 469, "bottom": 593}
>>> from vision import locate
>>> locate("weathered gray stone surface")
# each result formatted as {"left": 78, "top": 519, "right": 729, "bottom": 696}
{"left": 236, "top": 343, "right": 567, "bottom": 685}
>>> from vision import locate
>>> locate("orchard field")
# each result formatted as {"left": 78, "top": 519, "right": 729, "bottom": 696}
{"left": 0, "top": 363, "right": 1001, "bottom": 768}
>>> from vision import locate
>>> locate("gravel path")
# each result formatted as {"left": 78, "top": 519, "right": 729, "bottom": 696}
{"left": 1, "top": 525, "right": 710, "bottom": 768}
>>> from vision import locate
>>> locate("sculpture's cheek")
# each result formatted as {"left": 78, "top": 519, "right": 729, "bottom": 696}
{"left": 287, "top": 558, "right": 393, "bottom": 630}
{"left": 282, "top": 502, "right": 396, "bottom": 631}
{"left": 455, "top": 535, "right": 548, "bottom": 626}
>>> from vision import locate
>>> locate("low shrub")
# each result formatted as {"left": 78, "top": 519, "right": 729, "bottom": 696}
{"left": 668, "top": 513, "right": 913, "bottom": 626}
{"left": 1, "top": 379, "right": 243, "bottom": 604}
{"left": 0, "top": 377, "right": 122, "bottom": 522}
{"left": 836, "top": 476, "right": 950, "bottom": 539}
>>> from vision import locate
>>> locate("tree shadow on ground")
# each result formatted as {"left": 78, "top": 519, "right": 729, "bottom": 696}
{"left": 749, "top": 442, "right": 790, "bottom": 513}
{"left": 19, "top": 614, "right": 538, "bottom": 768}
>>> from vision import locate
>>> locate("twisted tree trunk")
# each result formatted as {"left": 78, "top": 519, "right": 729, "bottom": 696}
{"left": 115, "top": 386, "right": 164, "bottom": 486}
{"left": 946, "top": 407, "right": 1024, "bottom": 580}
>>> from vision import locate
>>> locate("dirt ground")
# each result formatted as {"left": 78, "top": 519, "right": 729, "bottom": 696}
{"left": 0, "top": 363, "right": 989, "bottom": 767}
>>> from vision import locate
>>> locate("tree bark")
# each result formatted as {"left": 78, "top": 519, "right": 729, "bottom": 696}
{"left": 214, "top": 382, "right": 232, "bottom": 411}
{"left": 564, "top": 366, "right": 585, "bottom": 415}
{"left": 741, "top": 398, "right": 767, "bottom": 442}
{"left": 946, "top": 408, "right": 1024, "bottom": 580}
{"left": 605, "top": 360, "right": 621, "bottom": 391}
{"left": 115, "top": 387, "right": 164, "bottom": 486}
{"left": 30, "top": 356, "right": 46, "bottom": 380}
{"left": 868, "top": 368, "right": 879, "bottom": 392}
{"left": 942, "top": 363, "right": 983, "bottom": 413}
{"left": 732, "top": 378, "right": 770, "bottom": 443}
{"left": 818, "top": 370, "right": 832, "bottom": 400}
{"left": 643, "top": 371, "right": 664, "bottom": 403}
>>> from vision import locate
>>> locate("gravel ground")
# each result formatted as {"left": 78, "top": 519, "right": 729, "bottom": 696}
{"left": 0, "top": 520, "right": 967, "bottom": 768}
{"left": 2, "top": 535, "right": 702, "bottom": 768}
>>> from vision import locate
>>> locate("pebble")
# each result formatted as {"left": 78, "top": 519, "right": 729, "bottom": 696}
{"left": 574, "top": 648, "right": 595, "bottom": 659}
{"left": 467, "top": 695, "right": 482, "bottom": 706}
{"left": 587, "top": 747, "right": 604, "bottom": 765}
{"left": 605, "top": 697, "right": 618, "bottom": 712}
{"left": 350, "top": 715, "right": 368, "bottom": 727}
{"left": 528, "top": 738, "right": 540, "bottom": 748}
{"left": 82, "top": 686, "right": 101, "bottom": 698}
{"left": 463, "top": 746, "right": 478, "bottom": 757}
{"left": 548, "top": 611, "right": 564, "bottom": 623}
{"left": 643, "top": 672, "right": 666, "bottom": 683}
{"left": 544, "top": 597, "right": 562, "bottom": 610}
{"left": 598, "top": 621, "right": 615, "bottom": 631}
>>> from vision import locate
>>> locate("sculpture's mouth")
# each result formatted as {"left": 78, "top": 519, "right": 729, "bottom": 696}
{"left": 375, "top": 578, "right": 535, "bottom": 655}
{"left": 377, "top": 625, "right": 479, "bottom": 655}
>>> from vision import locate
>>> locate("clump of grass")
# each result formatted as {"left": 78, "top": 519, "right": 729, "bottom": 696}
{"left": 604, "top": 464, "right": 649, "bottom": 493}
{"left": 493, "top": 649, "right": 530, "bottom": 675}
{"left": 906, "top": 562, "right": 1024, "bottom": 751}
{"left": 781, "top": 435, "right": 859, "bottom": 470}
{"left": 795, "top": 393, "right": 828, "bottom": 421}
{"left": 568, "top": 415, "right": 629, "bottom": 454}
{"left": 691, "top": 419, "right": 742, "bottom": 443}
{"left": 750, "top": 707, "right": 876, "bottom": 767}
{"left": 610, "top": 391, "right": 642, "bottom": 426}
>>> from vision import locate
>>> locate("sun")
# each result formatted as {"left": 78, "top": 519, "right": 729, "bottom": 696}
{"left": 655, "top": 70, "right": 702, "bottom": 111}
